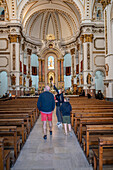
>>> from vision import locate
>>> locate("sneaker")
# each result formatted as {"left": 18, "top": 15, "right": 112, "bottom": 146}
{"left": 50, "top": 131, "right": 52, "bottom": 135}
{"left": 56, "top": 122, "right": 60, "bottom": 125}
{"left": 58, "top": 123, "right": 62, "bottom": 128}
{"left": 43, "top": 135, "right": 47, "bottom": 140}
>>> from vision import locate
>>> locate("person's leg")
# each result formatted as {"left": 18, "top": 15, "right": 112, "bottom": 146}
{"left": 43, "top": 121, "right": 47, "bottom": 135}
{"left": 48, "top": 112, "right": 53, "bottom": 135}
{"left": 64, "top": 123, "right": 67, "bottom": 135}
{"left": 68, "top": 124, "right": 72, "bottom": 132}
{"left": 41, "top": 112, "right": 47, "bottom": 139}
{"left": 56, "top": 106, "right": 61, "bottom": 124}
{"left": 57, "top": 106, "right": 62, "bottom": 123}
{"left": 68, "top": 124, "right": 73, "bottom": 136}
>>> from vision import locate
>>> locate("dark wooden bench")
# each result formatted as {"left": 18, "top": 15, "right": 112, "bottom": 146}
{"left": 0, "top": 137, "right": 10, "bottom": 170}
{"left": 0, "top": 126, "right": 20, "bottom": 159}
{"left": 83, "top": 125, "right": 113, "bottom": 158}
{"left": 71, "top": 109, "right": 113, "bottom": 127}
{"left": 74, "top": 112, "right": 113, "bottom": 134}
{"left": 93, "top": 137, "right": 113, "bottom": 170}
{"left": 0, "top": 119, "right": 26, "bottom": 144}
{"left": 0, "top": 114, "right": 30, "bottom": 134}
{"left": 78, "top": 118, "right": 113, "bottom": 143}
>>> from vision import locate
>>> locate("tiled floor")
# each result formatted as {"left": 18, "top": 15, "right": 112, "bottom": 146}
{"left": 12, "top": 111, "right": 93, "bottom": 170}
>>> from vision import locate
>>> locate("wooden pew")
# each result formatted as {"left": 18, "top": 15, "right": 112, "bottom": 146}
{"left": 0, "top": 137, "right": 10, "bottom": 170}
{"left": 0, "top": 119, "right": 26, "bottom": 144}
{"left": 0, "top": 110, "right": 34, "bottom": 128}
{"left": 84, "top": 125, "right": 113, "bottom": 158}
{"left": 78, "top": 118, "right": 113, "bottom": 144}
{"left": 93, "top": 137, "right": 113, "bottom": 170}
{"left": 71, "top": 109, "right": 113, "bottom": 127}
{"left": 0, "top": 114, "right": 30, "bottom": 134}
{"left": 0, "top": 126, "right": 20, "bottom": 159}
{"left": 74, "top": 112, "right": 113, "bottom": 134}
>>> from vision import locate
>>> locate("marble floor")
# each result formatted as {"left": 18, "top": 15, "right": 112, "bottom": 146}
{"left": 12, "top": 111, "right": 93, "bottom": 170}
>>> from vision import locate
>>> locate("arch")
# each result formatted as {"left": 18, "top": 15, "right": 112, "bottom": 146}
{"left": 95, "top": 70, "right": 105, "bottom": 94}
{"left": 18, "top": 0, "right": 84, "bottom": 22}
{"left": 93, "top": 68, "right": 105, "bottom": 77}
{"left": 0, "top": 71, "right": 8, "bottom": 97}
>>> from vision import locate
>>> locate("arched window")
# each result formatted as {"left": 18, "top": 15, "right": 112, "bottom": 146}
{"left": 48, "top": 56, "right": 54, "bottom": 70}
{"left": 0, "top": 7, "right": 5, "bottom": 21}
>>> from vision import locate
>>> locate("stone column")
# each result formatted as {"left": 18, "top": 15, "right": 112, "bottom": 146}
{"left": 58, "top": 59, "right": 60, "bottom": 82}
{"left": 38, "top": 59, "right": 41, "bottom": 82}
{"left": 61, "top": 59, "right": 64, "bottom": 82}
{"left": 8, "top": 34, "right": 21, "bottom": 96}
{"left": 42, "top": 59, "right": 45, "bottom": 82}
{"left": 81, "top": 34, "right": 93, "bottom": 95}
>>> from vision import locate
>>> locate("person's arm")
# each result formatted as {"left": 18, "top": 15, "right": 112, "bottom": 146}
{"left": 52, "top": 95, "right": 55, "bottom": 111}
{"left": 70, "top": 104, "right": 72, "bottom": 112}
{"left": 53, "top": 84, "right": 59, "bottom": 94}
{"left": 37, "top": 95, "right": 41, "bottom": 111}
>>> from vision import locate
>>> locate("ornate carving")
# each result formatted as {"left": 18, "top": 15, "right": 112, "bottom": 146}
{"left": 99, "top": 0, "right": 111, "bottom": 10}
{"left": 19, "top": 75, "right": 22, "bottom": 85}
{"left": 11, "top": 74, "right": 16, "bottom": 85}
{"left": 13, "top": 44, "right": 16, "bottom": 70}
{"left": 87, "top": 43, "right": 90, "bottom": 70}
{"left": 105, "top": 63, "right": 109, "bottom": 76}
{"left": 80, "top": 34, "right": 94, "bottom": 43}
{"left": 87, "top": 73, "right": 92, "bottom": 84}
{"left": 105, "top": 10, "right": 108, "bottom": 54}
{"left": 8, "top": 35, "right": 21, "bottom": 43}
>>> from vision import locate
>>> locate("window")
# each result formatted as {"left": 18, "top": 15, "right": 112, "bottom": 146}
{"left": 66, "top": 67, "right": 71, "bottom": 76}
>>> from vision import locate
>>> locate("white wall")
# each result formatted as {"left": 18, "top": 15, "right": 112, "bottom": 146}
{"left": 95, "top": 70, "right": 104, "bottom": 93}
{"left": 0, "top": 71, "right": 8, "bottom": 97}
{"left": 64, "top": 53, "right": 72, "bottom": 89}
{"left": 31, "top": 54, "right": 39, "bottom": 90}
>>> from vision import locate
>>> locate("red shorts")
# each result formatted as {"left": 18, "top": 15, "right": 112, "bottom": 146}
{"left": 40, "top": 111, "right": 53, "bottom": 121}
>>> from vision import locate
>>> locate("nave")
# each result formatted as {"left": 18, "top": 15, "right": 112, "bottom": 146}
{"left": 11, "top": 111, "right": 92, "bottom": 170}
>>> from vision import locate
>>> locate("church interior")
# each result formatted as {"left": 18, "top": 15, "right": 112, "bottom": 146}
{"left": 0, "top": 0, "right": 113, "bottom": 170}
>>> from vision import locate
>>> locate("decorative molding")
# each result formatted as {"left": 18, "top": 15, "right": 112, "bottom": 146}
{"left": 99, "top": 0, "right": 111, "bottom": 10}
{"left": 0, "top": 56, "right": 8, "bottom": 67}
{"left": 94, "top": 37, "right": 105, "bottom": 50}
{"left": 80, "top": 34, "right": 94, "bottom": 43}
{"left": 105, "top": 63, "right": 109, "bottom": 76}
{"left": 105, "top": 10, "right": 108, "bottom": 55}
{"left": 87, "top": 43, "right": 90, "bottom": 70}
{"left": 0, "top": 38, "right": 8, "bottom": 51}
{"left": 8, "top": 35, "right": 21, "bottom": 43}
{"left": 93, "top": 51, "right": 105, "bottom": 54}
{"left": 94, "top": 55, "right": 105, "bottom": 67}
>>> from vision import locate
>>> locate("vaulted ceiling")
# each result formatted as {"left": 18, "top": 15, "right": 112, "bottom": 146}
{"left": 19, "top": 0, "right": 82, "bottom": 42}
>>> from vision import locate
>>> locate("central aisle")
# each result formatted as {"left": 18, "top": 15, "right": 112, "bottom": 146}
{"left": 12, "top": 110, "right": 93, "bottom": 170}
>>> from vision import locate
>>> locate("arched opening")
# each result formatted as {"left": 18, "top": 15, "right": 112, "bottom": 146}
{"left": 95, "top": 70, "right": 104, "bottom": 94}
{"left": 0, "top": 71, "right": 8, "bottom": 97}
{"left": 31, "top": 54, "right": 39, "bottom": 91}
{"left": 0, "top": 7, "right": 5, "bottom": 21}
{"left": 64, "top": 53, "right": 72, "bottom": 89}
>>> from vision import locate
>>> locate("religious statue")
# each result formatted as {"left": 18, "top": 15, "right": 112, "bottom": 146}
{"left": 11, "top": 74, "right": 16, "bottom": 85}
{"left": 50, "top": 76, "right": 53, "bottom": 87}
{"left": 87, "top": 73, "right": 92, "bottom": 84}
{"left": 80, "top": 75, "right": 83, "bottom": 85}
{"left": 29, "top": 77, "right": 32, "bottom": 87}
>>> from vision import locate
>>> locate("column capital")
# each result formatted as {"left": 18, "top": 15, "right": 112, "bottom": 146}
{"left": 80, "top": 34, "right": 94, "bottom": 43}
{"left": 8, "top": 34, "right": 21, "bottom": 43}
{"left": 98, "top": 0, "right": 111, "bottom": 10}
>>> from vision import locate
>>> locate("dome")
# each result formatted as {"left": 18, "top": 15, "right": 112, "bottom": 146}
{"left": 20, "top": 0, "right": 81, "bottom": 42}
